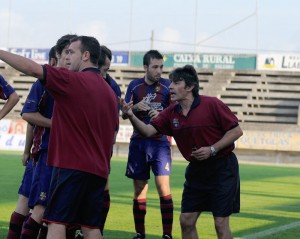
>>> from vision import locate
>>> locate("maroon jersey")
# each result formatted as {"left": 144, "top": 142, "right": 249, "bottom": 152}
{"left": 151, "top": 95, "right": 239, "bottom": 161}
{"left": 43, "top": 65, "right": 119, "bottom": 178}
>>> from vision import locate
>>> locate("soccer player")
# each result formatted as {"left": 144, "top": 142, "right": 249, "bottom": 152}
{"left": 123, "top": 50, "right": 173, "bottom": 239}
{"left": 0, "top": 74, "right": 19, "bottom": 119}
{"left": 98, "top": 45, "right": 121, "bottom": 236}
{"left": 121, "top": 65, "right": 243, "bottom": 239}
{"left": 6, "top": 47, "right": 55, "bottom": 239}
{"left": 75, "top": 45, "right": 122, "bottom": 239}
{"left": 18, "top": 43, "right": 61, "bottom": 239}
{"left": 6, "top": 123, "right": 34, "bottom": 239}
{"left": 0, "top": 35, "right": 119, "bottom": 239}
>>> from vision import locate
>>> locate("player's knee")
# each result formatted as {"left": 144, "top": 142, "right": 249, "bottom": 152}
{"left": 180, "top": 213, "right": 196, "bottom": 229}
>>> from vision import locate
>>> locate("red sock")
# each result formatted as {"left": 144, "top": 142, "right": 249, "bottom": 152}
{"left": 133, "top": 198, "right": 146, "bottom": 236}
{"left": 20, "top": 216, "right": 40, "bottom": 239}
{"left": 7, "top": 211, "right": 26, "bottom": 239}
{"left": 160, "top": 194, "right": 173, "bottom": 236}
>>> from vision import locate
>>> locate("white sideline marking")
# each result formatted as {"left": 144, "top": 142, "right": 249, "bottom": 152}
{"left": 236, "top": 221, "right": 300, "bottom": 239}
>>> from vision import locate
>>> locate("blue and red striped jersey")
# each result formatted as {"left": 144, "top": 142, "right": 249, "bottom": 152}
{"left": 21, "top": 80, "right": 54, "bottom": 156}
{"left": 125, "top": 77, "right": 170, "bottom": 141}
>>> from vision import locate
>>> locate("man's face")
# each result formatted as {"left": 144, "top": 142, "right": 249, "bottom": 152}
{"left": 100, "top": 56, "right": 111, "bottom": 78}
{"left": 169, "top": 80, "right": 189, "bottom": 102}
{"left": 56, "top": 46, "right": 70, "bottom": 68}
{"left": 144, "top": 58, "right": 163, "bottom": 83}
{"left": 66, "top": 40, "right": 83, "bottom": 72}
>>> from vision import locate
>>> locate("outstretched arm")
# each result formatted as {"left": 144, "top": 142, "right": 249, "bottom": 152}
{"left": 120, "top": 98, "right": 157, "bottom": 137}
{"left": 0, "top": 50, "right": 44, "bottom": 79}
{"left": 0, "top": 91, "right": 19, "bottom": 119}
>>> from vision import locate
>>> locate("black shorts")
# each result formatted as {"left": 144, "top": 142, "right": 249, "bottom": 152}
{"left": 181, "top": 152, "right": 240, "bottom": 217}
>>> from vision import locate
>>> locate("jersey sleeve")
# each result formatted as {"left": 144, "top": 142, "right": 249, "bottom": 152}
{"left": 124, "top": 81, "right": 134, "bottom": 103}
{"left": 43, "top": 64, "right": 71, "bottom": 97}
{"left": 0, "top": 75, "right": 15, "bottom": 100}
{"left": 21, "top": 80, "right": 44, "bottom": 115}
{"left": 150, "top": 106, "right": 173, "bottom": 136}
{"left": 212, "top": 97, "right": 239, "bottom": 132}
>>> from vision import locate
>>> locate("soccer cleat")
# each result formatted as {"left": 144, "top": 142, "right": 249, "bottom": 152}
{"left": 132, "top": 232, "right": 146, "bottom": 239}
{"left": 162, "top": 234, "right": 172, "bottom": 239}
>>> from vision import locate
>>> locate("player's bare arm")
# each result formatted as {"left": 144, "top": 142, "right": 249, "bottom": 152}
{"left": 21, "top": 124, "right": 33, "bottom": 166}
{"left": 120, "top": 98, "right": 157, "bottom": 137}
{"left": 22, "top": 112, "right": 52, "bottom": 128}
{"left": 0, "top": 50, "right": 44, "bottom": 79}
{"left": 0, "top": 92, "right": 19, "bottom": 119}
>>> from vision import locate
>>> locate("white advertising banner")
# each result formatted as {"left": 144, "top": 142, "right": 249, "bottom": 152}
{"left": 257, "top": 54, "right": 300, "bottom": 72}
{"left": 0, "top": 133, "right": 26, "bottom": 151}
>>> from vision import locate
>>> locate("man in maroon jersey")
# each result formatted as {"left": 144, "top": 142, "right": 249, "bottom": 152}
{"left": 0, "top": 35, "right": 119, "bottom": 239}
{"left": 121, "top": 64, "right": 243, "bottom": 239}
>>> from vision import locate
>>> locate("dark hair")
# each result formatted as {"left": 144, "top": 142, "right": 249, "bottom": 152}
{"left": 55, "top": 34, "right": 78, "bottom": 55}
{"left": 70, "top": 36, "right": 101, "bottom": 65}
{"left": 169, "top": 65, "right": 200, "bottom": 97}
{"left": 48, "top": 46, "right": 57, "bottom": 61}
{"left": 143, "top": 50, "right": 163, "bottom": 66}
{"left": 98, "top": 45, "right": 112, "bottom": 68}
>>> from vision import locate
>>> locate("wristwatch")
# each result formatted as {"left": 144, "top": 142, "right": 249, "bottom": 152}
{"left": 210, "top": 146, "right": 217, "bottom": 157}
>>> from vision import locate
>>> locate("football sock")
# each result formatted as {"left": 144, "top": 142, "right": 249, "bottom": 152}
{"left": 7, "top": 211, "right": 26, "bottom": 239}
{"left": 37, "top": 225, "right": 47, "bottom": 239}
{"left": 99, "top": 189, "right": 111, "bottom": 234}
{"left": 133, "top": 198, "right": 146, "bottom": 236}
{"left": 160, "top": 194, "right": 174, "bottom": 236}
{"left": 20, "top": 216, "right": 40, "bottom": 239}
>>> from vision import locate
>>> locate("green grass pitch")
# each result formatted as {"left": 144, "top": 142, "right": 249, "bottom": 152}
{"left": 0, "top": 152, "right": 300, "bottom": 238}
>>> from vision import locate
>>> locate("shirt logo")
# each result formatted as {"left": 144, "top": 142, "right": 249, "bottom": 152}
{"left": 39, "top": 192, "right": 47, "bottom": 201}
{"left": 172, "top": 118, "right": 179, "bottom": 128}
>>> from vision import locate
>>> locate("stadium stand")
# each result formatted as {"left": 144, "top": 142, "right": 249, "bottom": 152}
{"left": 1, "top": 63, "right": 300, "bottom": 124}
{"left": 1, "top": 63, "right": 300, "bottom": 164}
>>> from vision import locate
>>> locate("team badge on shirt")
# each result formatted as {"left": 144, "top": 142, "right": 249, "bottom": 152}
{"left": 172, "top": 118, "right": 179, "bottom": 128}
{"left": 39, "top": 192, "right": 47, "bottom": 201}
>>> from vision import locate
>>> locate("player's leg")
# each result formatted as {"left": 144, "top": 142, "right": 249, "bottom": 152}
{"left": 46, "top": 223, "right": 66, "bottom": 239}
{"left": 151, "top": 140, "right": 173, "bottom": 239}
{"left": 21, "top": 152, "right": 52, "bottom": 239}
{"left": 132, "top": 179, "right": 148, "bottom": 239}
{"left": 180, "top": 212, "right": 200, "bottom": 239}
{"left": 99, "top": 179, "right": 110, "bottom": 236}
{"left": 155, "top": 176, "right": 173, "bottom": 239}
{"left": 213, "top": 216, "right": 233, "bottom": 239}
{"left": 212, "top": 153, "right": 240, "bottom": 239}
{"left": 7, "top": 160, "right": 33, "bottom": 239}
{"left": 7, "top": 195, "right": 30, "bottom": 239}
{"left": 81, "top": 227, "right": 103, "bottom": 239}
{"left": 126, "top": 140, "right": 150, "bottom": 239}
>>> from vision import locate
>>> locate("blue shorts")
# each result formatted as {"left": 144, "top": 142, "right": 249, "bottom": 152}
{"left": 28, "top": 150, "right": 53, "bottom": 208}
{"left": 181, "top": 152, "right": 240, "bottom": 217}
{"left": 43, "top": 167, "right": 107, "bottom": 228}
{"left": 125, "top": 138, "right": 172, "bottom": 180}
{"left": 18, "top": 159, "right": 34, "bottom": 198}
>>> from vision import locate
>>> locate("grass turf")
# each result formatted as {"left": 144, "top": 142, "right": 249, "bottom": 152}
{"left": 0, "top": 152, "right": 299, "bottom": 238}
